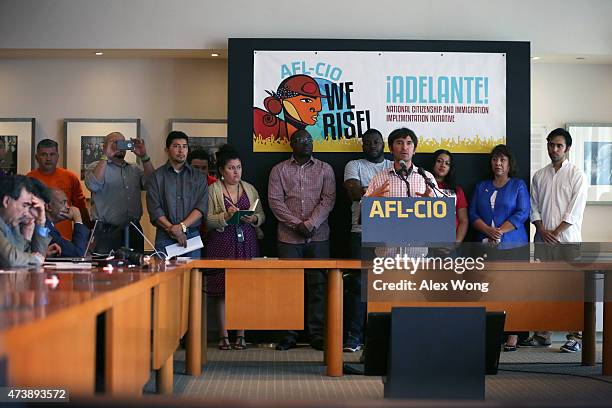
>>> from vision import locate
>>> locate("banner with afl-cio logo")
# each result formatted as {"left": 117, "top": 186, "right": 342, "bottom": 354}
{"left": 361, "top": 197, "right": 456, "bottom": 245}
{"left": 253, "top": 50, "right": 506, "bottom": 153}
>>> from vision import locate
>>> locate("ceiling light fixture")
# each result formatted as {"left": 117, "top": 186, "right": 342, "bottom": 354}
{"left": 531, "top": 56, "right": 540, "bottom": 60}
{"left": 576, "top": 57, "right": 585, "bottom": 60}
{"left": 95, "top": 52, "right": 104, "bottom": 56}
{"left": 211, "top": 53, "right": 219, "bottom": 57}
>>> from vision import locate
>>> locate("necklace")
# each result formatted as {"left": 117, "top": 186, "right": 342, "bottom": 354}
{"left": 222, "top": 181, "right": 241, "bottom": 205}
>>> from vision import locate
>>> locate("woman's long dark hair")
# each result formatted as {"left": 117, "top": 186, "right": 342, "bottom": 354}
{"left": 431, "top": 149, "right": 457, "bottom": 191}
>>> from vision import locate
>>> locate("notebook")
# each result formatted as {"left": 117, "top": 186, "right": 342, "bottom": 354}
{"left": 226, "top": 198, "right": 259, "bottom": 225}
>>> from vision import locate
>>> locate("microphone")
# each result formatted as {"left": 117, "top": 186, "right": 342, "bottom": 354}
{"left": 417, "top": 166, "right": 434, "bottom": 185}
{"left": 417, "top": 167, "right": 450, "bottom": 197}
{"left": 397, "top": 159, "right": 410, "bottom": 177}
{"left": 396, "top": 160, "right": 411, "bottom": 195}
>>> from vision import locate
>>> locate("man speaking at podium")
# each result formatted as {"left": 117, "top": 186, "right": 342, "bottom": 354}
{"left": 363, "top": 127, "right": 437, "bottom": 267}
{"left": 365, "top": 128, "right": 436, "bottom": 199}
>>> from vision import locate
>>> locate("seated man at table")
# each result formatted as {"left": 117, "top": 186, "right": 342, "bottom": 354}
{"left": 0, "top": 175, "right": 51, "bottom": 268}
{"left": 45, "top": 188, "right": 90, "bottom": 257}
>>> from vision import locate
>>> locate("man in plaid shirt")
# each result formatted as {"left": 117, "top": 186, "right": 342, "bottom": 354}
{"left": 268, "top": 129, "right": 336, "bottom": 351}
{"left": 365, "top": 128, "right": 436, "bottom": 198}
{"left": 364, "top": 127, "right": 436, "bottom": 264}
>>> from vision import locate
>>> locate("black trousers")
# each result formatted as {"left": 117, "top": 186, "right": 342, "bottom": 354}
{"left": 93, "top": 221, "right": 145, "bottom": 254}
{"left": 277, "top": 240, "right": 330, "bottom": 341}
{"left": 344, "top": 232, "right": 366, "bottom": 342}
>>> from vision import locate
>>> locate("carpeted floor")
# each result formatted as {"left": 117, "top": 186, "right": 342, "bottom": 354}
{"left": 143, "top": 341, "right": 612, "bottom": 402}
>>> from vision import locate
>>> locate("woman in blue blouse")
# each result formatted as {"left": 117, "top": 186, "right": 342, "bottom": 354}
{"left": 469, "top": 144, "right": 530, "bottom": 245}
{"left": 469, "top": 144, "right": 530, "bottom": 352}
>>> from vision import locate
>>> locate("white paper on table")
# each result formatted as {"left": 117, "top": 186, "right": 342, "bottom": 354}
{"left": 44, "top": 262, "right": 93, "bottom": 269}
{"left": 164, "top": 235, "right": 204, "bottom": 259}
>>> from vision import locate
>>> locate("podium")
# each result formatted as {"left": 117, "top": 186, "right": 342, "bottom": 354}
{"left": 385, "top": 307, "right": 485, "bottom": 399}
{"left": 362, "top": 197, "right": 487, "bottom": 399}
{"left": 361, "top": 197, "right": 456, "bottom": 245}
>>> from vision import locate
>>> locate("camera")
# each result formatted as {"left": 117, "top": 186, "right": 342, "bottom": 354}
{"left": 113, "top": 247, "right": 145, "bottom": 266}
{"left": 116, "top": 139, "right": 135, "bottom": 151}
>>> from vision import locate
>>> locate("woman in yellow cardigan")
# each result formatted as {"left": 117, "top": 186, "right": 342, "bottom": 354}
{"left": 205, "top": 144, "right": 265, "bottom": 350}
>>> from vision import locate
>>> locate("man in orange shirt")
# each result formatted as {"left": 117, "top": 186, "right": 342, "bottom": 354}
{"left": 27, "top": 139, "right": 90, "bottom": 239}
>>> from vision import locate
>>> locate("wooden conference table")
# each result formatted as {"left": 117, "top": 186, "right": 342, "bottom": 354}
{"left": 185, "top": 259, "right": 360, "bottom": 378}
{"left": 1, "top": 258, "right": 611, "bottom": 397}
{"left": 183, "top": 259, "right": 612, "bottom": 379}
{"left": 0, "top": 259, "right": 191, "bottom": 395}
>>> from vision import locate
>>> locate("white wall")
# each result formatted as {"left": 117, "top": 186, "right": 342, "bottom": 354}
{"left": 1, "top": 0, "right": 611, "bottom": 57}
{"left": 0, "top": 57, "right": 227, "bottom": 243}
{"left": 531, "top": 62, "right": 612, "bottom": 242}
{"left": 0, "top": 58, "right": 227, "bottom": 162}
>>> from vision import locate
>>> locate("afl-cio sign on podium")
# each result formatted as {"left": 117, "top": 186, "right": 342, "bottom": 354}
{"left": 361, "top": 197, "right": 455, "bottom": 245}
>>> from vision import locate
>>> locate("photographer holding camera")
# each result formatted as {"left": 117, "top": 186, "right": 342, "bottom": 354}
{"left": 85, "top": 131, "right": 155, "bottom": 253}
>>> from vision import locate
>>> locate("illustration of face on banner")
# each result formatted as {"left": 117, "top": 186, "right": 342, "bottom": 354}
{"left": 253, "top": 51, "right": 506, "bottom": 153}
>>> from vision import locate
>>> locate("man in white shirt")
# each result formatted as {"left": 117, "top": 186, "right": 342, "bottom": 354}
{"left": 520, "top": 128, "right": 588, "bottom": 353}
{"left": 343, "top": 128, "right": 393, "bottom": 352}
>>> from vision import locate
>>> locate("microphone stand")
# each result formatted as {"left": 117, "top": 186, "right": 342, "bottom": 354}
{"left": 417, "top": 168, "right": 451, "bottom": 198}
{"left": 425, "top": 179, "right": 451, "bottom": 198}
{"left": 396, "top": 168, "right": 411, "bottom": 196}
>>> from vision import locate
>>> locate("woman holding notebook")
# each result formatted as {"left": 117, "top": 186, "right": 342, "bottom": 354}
{"left": 205, "top": 144, "right": 265, "bottom": 350}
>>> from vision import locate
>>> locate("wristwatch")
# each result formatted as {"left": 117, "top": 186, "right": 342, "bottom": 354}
{"left": 180, "top": 222, "right": 187, "bottom": 233}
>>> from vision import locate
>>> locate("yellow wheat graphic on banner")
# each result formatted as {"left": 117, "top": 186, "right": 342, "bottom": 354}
{"left": 253, "top": 134, "right": 505, "bottom": 153}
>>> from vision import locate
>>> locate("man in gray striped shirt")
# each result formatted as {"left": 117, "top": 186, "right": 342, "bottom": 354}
{"left": 268, "top": 130, "right": 336, "bottom": 350}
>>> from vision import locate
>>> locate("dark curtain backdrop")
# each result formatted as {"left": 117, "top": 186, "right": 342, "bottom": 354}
{"left": 227, "top": 39, "right": 530, "bottom": 258}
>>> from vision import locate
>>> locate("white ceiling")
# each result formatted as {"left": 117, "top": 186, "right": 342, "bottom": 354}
{"left": 0, "top": 0, "right": 610, "bottom": 62}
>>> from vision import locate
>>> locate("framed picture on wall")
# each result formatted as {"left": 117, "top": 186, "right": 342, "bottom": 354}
{"left": 566, "top": 123, "right": 612, "bottom": 204}
{"left": 64, "top": 118, "right": 140, "bottom": 196}
{"left": 169, "top": 119, "right": 227, "bottom": 169}
{"left": 0, "top": 118, "right": 35, "bottom": 175}
{"left": 530, "top": 123, "right": 550, "bottom": 181}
